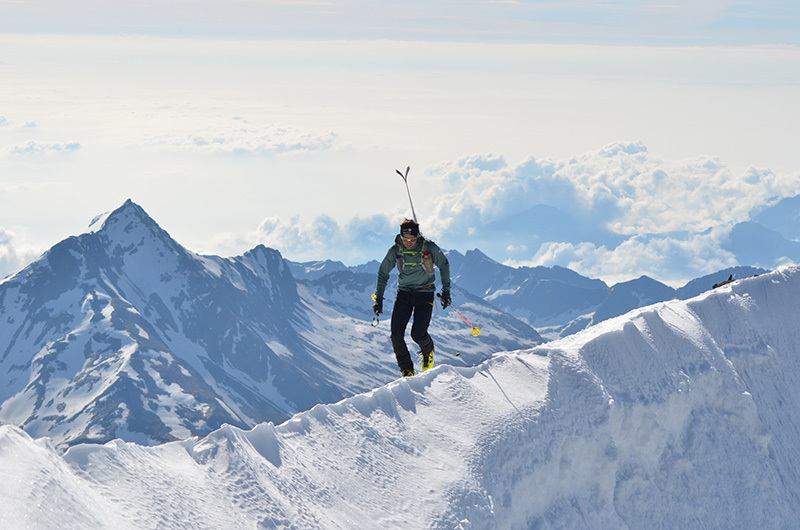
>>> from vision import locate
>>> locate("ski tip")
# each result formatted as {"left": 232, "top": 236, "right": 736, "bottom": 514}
{"left": 395, "top": 166, "right": 411, "bottom": 179}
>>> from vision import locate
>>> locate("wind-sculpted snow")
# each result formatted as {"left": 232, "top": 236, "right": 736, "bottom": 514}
{"left": 3, "top": 265, "right": 800, "bottom": 528}
{"left": 0, "top": 355, "right": 550, "bottom": 529}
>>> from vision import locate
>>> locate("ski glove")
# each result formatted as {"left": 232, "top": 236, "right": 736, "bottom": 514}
{"left": 373, "top": 298, "right": 383, "bottom": 315}
{"left": 440, "top": 291, "right": 452, "bottom": 309}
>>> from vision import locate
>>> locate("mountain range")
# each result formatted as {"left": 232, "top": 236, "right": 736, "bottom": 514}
{"left": 446, "top": 250, "right": 765, "bottom": 339}
{"left": 294, "top": 246, "right": 766, "bottom": 340}
{"left": 0, "top": 199, "right": 785, "bottom": 451}
{"left": 0, "top": 200, "right": 542, "bottom": 451}
{"left": 5, "top": 262, "right": 800, "bottom": 528}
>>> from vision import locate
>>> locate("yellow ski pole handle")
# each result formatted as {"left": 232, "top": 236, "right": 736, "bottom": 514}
{"left": 371, "top": 293, "right": 382, "bottom": 326}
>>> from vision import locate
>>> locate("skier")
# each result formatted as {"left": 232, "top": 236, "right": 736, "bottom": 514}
{"left": 373, "top": 218, "right": 451, "bottom": 377}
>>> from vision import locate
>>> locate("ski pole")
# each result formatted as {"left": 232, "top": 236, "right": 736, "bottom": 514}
{"left": 437, "top": 293, "right": 481, "bottom": 337}
{"left": 395, "top": 166, "right": 418, "bottom": 223}
{"left": 371, "top": 292, "right": 381, "bottom": 326}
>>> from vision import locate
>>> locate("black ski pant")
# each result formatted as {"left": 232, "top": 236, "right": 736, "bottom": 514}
{"left": 391, "top": 290, "right": 435, "bottom": 373}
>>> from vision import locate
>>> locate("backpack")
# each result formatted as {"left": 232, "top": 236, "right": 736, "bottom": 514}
{"left": 396, "top": 237, "right": 435, "bottom": 275}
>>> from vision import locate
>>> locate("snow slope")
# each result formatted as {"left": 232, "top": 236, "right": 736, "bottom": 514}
{"left": 3, "top": 265, "right": 800, "bottom": 528}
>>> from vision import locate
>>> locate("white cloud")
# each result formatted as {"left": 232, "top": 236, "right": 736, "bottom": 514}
{"left": 428, "top": 142, "right": 800, "bottom": 241}
{"left": 0, "top": 227, "right": 42, "bottom": 281}
{"left": 254, "top": 215, "right": 340, "bottom": 257}
{"left": 9, "top": 141, "right": 81, "bottom": 156}
{"left": 512, "top": 228, "right": 740, "bottom": 287}
{"left": 200, "top": 213, "right": 397, "bottom": 265}
{"left": 145, "top": 119, "right": 339, "bottom": 156}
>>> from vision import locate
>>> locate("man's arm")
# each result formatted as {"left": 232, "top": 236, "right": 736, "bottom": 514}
{"left": 432, "top": 244, "right": 450, "bottom": 294}
{"left": 375, "top": 246, "right": 397, "bottom": 300}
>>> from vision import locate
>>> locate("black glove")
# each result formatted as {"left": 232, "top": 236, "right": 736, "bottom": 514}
{"left": 373, "top": 298, "right": 383, "bottom": 315}
{"left": 440, "top": 291, "right": 451, "bottom": 309}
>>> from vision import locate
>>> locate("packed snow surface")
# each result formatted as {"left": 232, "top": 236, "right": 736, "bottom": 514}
{"left": 3, "top": 266, "right": 800, "bottom": 528}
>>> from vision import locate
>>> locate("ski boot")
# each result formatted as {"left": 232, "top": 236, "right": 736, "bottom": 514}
{"left": 422, "top": 349, "right": 434, "bottom": 372}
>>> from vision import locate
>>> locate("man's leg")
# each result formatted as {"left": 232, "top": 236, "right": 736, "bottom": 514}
{"left": 410, "top": 292, "right": 435, "bottom": 355}
{"left": 390, "top": 291, "right": 415, "bottom": 373}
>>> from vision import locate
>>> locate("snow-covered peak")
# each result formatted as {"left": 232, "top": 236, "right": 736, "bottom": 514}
{"left": 87, "top": 199, "right": 179, "bottom": 254}
{"left": 463, "top": 247, "right": 499, "bottom": 265}
{"left": 88, "top": 198, "right": 152, "bottom": 233}
{"left": 239, "top": 244, "right": 289, "bottom": 277}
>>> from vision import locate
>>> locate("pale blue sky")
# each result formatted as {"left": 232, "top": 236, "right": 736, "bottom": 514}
{"left": 3, "top": 1, "right": 800, "bottom": 45}
{"left": 1, "top": 1, "right": 800, "bottom": 285}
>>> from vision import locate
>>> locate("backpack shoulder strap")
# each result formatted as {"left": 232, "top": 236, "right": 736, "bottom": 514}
{"left": 395, "top": 243, "right": 405, "bottom": 273}
{"left": 420, "top": 238, "right": 434, "bottom": 274}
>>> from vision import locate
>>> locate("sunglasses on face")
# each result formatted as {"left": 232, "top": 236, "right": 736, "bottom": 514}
{"left": 401, "top": 235, "right": 417, "bottom": 243}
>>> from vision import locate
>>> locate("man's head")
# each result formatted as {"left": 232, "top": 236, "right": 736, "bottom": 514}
{"left": 400, "top": 219, "right": 419, "bottom": 248}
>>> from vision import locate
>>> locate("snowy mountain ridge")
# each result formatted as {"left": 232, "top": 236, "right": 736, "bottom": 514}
{"left": 397, "top": 247, "right": 767, "bottom": 338}
{"left": 0, "top": 200, "right": 542, "bottom": 451}
{"left": 3, "top": 264, "right": 800, "bottom": 528}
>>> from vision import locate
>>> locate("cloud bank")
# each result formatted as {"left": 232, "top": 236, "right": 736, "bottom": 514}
{"left": 2, "top": 142, "right": 798, "bottom": 286}
{"left": 241, "top": 142, "right": 800, "bottom": 286}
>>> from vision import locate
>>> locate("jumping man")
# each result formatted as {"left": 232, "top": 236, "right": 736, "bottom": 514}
{"left": 373, "top": 219, "right": 451, "bottom": 377}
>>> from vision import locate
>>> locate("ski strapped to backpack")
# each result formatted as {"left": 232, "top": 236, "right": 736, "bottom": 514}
{"left": 392, "top": 165, "right": 435, "bottom": 274}
{"left": 395, "top": 166, "right": 418, "bottom": 223}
